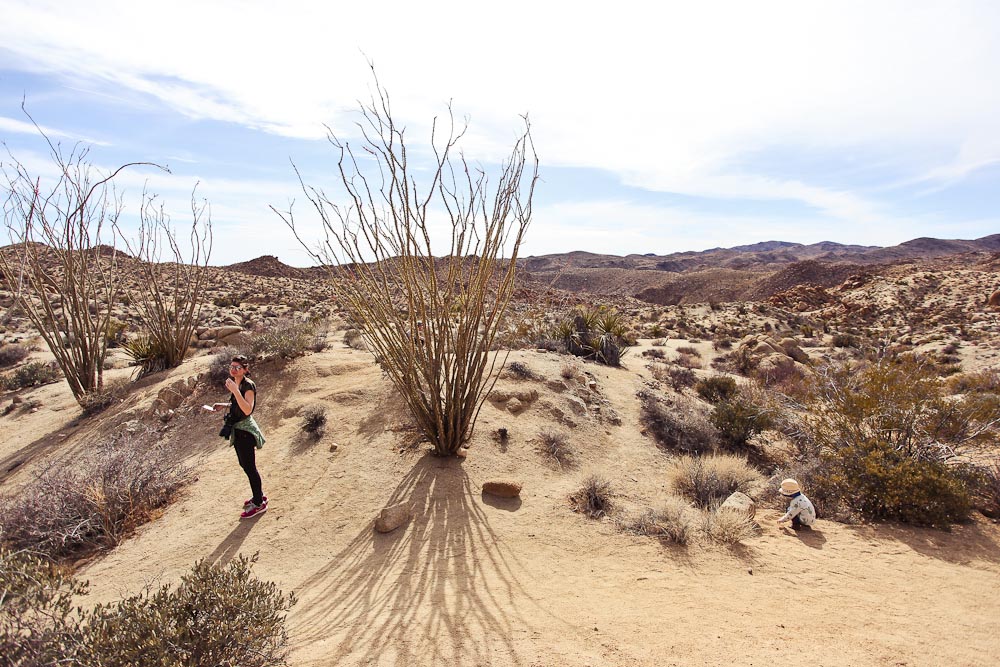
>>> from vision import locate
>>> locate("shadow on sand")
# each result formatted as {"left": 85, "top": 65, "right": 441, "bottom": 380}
{"left": 289, "top": 453, "right": 556, "bottom": 666}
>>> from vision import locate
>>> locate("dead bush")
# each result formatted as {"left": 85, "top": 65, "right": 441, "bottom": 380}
{"left": 572, "top": 474, "right": 614, "bottom": 518}
{"left": 674, "top": 352, "right": 702, "bottom": 369}
{"left": 79, "top": 378, "right": 131, "bottom": 417}
{"left": 623, "top": 496, "right": 694, "bottom": 545}
{"left": 703, "top": 505, "right": 759, "bottom": 544}
{"left": 0, "top": 426, "right": 189, "bottom": 560}
{"left": 0, "top": 343, "right": 30, "bottom": 368}
{"left": 667, "top": 454, "right": 764, "bottom": 508}
{"left": 537, "top": 430, "right": 574, "bottom": 466}
{"left": 638, "top": 389, "right": 717, "bottom": 454}
{"left": 343, "top": 328, "right": 367, "bottom": 350}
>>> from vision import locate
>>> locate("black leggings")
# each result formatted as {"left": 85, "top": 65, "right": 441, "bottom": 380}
{"left": 233, "top": 430, "right": 264, "bottom": 505}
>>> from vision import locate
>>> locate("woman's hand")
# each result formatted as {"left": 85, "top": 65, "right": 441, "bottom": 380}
{"left": 224, "top": 378, "right": 239, "bottom": 395}
{"left": 212, "top": 402, "right": 228, "bottom": 412}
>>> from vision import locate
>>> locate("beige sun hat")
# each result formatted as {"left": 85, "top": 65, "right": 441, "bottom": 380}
{"left": 779, "top": 478, "right": 801, "bottom": 496}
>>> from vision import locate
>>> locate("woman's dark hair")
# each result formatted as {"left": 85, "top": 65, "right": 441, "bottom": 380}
{"left": 231, "top": 354, "right": 252, "bottom": 377}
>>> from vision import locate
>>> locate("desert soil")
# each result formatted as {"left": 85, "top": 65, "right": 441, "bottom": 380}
{"left": 3, "top": 339, "right": 998, "bottom": 667}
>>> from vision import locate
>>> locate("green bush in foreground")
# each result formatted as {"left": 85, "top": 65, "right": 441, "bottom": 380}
{"left": 0, "top": 549, "right": 295, "bottom": 667}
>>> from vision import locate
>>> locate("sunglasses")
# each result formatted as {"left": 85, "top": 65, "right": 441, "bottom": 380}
{"left": 229, "top": 364, "right": 246, "bottom": 370}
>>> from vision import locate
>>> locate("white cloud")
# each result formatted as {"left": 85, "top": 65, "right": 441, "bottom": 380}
{"left": 2, "top": 0, "right": 999, "bottom": 256}
{"left": 0, "top": 115, "right": 111, "bottom": 146}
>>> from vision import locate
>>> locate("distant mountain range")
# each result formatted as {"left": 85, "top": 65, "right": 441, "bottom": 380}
{"left": 225, "top": 234, "right": 1000, "bottom": 305}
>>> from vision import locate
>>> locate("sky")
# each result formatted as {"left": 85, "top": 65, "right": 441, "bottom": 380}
{"left": 1, "top": 0, "right": 999, "bottom": 266}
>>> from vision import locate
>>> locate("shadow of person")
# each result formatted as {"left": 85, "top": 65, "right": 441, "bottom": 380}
{"left": 289, "top": 452, "right": 559, "bottom": 666}
{"left": 205, "top": 518, "right": 258, "bottom": 566}
{"left": 793, "top": 526, "right": 827, "bottom": 549}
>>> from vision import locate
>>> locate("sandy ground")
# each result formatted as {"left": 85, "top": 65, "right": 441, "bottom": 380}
{"left": 2, "top": 342, "right": 1000, "bottom": 667}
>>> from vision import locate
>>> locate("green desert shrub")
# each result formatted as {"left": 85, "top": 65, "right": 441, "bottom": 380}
{"left": 505, "top": 360, "right": 538, "bottom": 380}
{"left": 250, "top": 318, "right": 317, "bottom": 359}
{"left": 792, "top": 356, "right": 997, "bottom": 527}
{"left": 813, "top": 441, "right": 973, "bottom": 528}
{"left": 667, "top": 454, "right": 764, "bottom": 508}
{"left": 0, "top": 547, "right": 88, "bottom": 666}
{"left": 711, "top": 391, "right": 774, "bottom": 450}
{"left": 81, "top": 554, "right": 295, "bottom": 667}
{"left": 557, "top": 307, "right": 631, "bottom": 367}
{"left": 0, "top": 360, "right": 61, "bottom": 390}
{"left": 1, "top": 549, "right": 295, "bottom": 667}
{"left": 695, "top": 375, "right": 738, "bottom": 404}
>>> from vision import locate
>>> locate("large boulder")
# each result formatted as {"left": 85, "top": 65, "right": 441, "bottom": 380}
{"left": 719, "top": 491, "right": 756, "bottom": 519}
{"left": 374, "top": 502, "right": 412, "bottom": 533}
{"left": 989, "top": 290, "right": 1000, "bottom": 308}
{"left": 482, "top": 480, "right": 522, "bottom": 498}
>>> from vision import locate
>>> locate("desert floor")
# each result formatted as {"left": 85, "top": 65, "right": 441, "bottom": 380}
{"left": 3, "top": 337, "right": 999, "bottom": 667}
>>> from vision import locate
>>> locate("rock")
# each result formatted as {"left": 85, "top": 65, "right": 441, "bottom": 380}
{"left": 719, "top": 491, "right": 756, "bottom": 519}
{"left": 374, "top": 502, "right": 412, "bottom": 533}
{"left": 506, "top": 397, "right": 525, "bottom": 414}
{"left": 779, "top": 338, "right": 810, "bottom": 364}
{"left": 482, "top": 480, "right": 522, "bottom": 498}
{"left": 546, "top": 379, "right": 568, "bottom": 392}
{"left": 989, "top": 290, "right": 1000, "bottom": 308}
{"left": 215, "top": 325, "right": 243, "bottom": 340}
{"left": 566, "top": 395, "right": 588, "bottom": 416}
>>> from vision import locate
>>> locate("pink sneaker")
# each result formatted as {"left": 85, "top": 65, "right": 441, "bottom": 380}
{"left": 240, "top": 502, "right": 267, "bottom": 519}
{"left": 242, "top": 495, "right": 268, "bottom": 509}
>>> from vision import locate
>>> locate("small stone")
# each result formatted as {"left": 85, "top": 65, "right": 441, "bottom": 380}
{"left": 374, "top": 502, "right": 412, "bottom": 533}
{"left": 329, "top": 443, "right": 339, "bottom": 452}
{"left": 482, "top": 480, "right": 522, "bottom": 498}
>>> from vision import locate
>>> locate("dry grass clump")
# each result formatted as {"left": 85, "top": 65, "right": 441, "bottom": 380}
{"left": 702, "top": 506, "right": 760, "bottom": 544}
{"left": 560, "top": 362, "right": 580, "bottom": 380}
{"left": 674, "top": 352, "right": 702, "bottom": 369}
{"left": 623, "top": 496, "right": 695, "bottom": 545}
{"left": 638, "top": 389, "right": 717, "bottom": 454}
{"left": 537, "top": 429, "right": 575, "bottom": 466}
{"left": 0, "top": 426, "right": 189, "bottom": 561}
{"left": 343, "top": 328, "right": 367, "bottom": 350}
{"left": 572, "top": 474, "right": 614, "bottom": 518}
{"left": 667, "top": 454, "right": 764, "bottom": 508}
{"left": 676, "top": 345, "right": 701, "bottom": 357}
